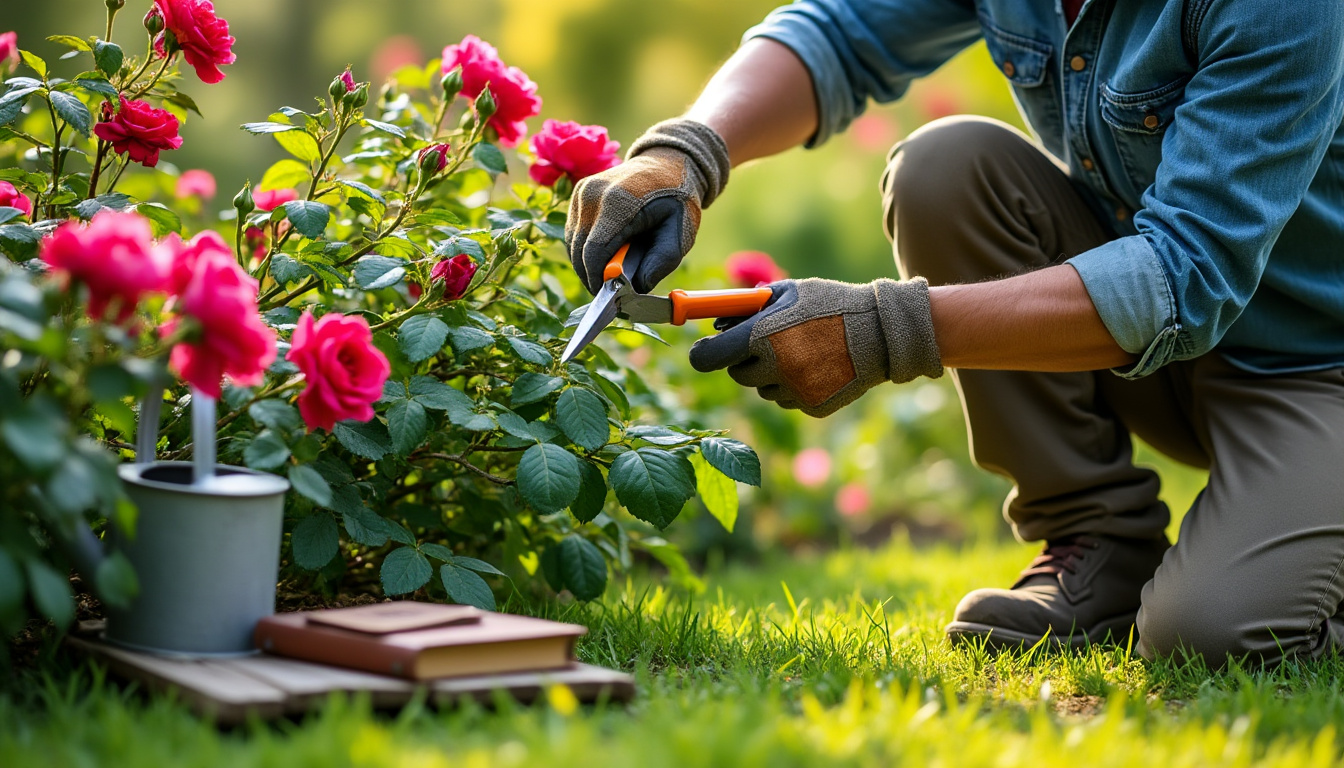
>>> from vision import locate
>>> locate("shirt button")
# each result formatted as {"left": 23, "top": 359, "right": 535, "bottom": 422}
{"left": 1080, "top": 157, "right": 1094, "bottom": 171}
{"left": 1143, "top": 113, "right": 1161, "bottom": 130}
{"left": 1003, "top": 60, "right": 1016, "bottom": 77}
{"left": 1069, "top": 55, "right": 1087, "bottom": 72}
{"left": 1115, "top": 207, "right": 1129, "bottom": 221}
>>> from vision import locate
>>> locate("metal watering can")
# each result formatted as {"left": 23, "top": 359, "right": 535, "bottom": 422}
{"left": 69, "top": 387, "right": 289, "bottom": 656}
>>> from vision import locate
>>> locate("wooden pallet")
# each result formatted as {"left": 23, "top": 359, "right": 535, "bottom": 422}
{"left": 67, "top": 621, "right": 636, "bottom": 725}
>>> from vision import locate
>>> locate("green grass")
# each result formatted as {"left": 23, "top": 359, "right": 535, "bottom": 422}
{"left": 6, "top": 536, "right": 1344, "bottom": 767}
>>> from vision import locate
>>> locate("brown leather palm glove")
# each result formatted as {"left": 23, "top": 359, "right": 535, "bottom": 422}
{"left": 565, "top": 119, "right": 730, "bottom": 294}
{"left": 689, "top": 277, "right": 944, "bottom": 417}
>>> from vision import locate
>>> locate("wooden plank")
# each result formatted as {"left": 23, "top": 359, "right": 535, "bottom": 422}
{"left": 430, "top": 663, "right": 636, "bottom": 706}
{"left": 216, "top": 654, "right": 420, "bottom": 712}
{"left": 67, "top": 636, "right": 288, "bottom": 725}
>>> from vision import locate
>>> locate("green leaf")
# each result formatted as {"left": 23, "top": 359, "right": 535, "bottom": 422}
{"left": 47, "top": 35, "right": 92, "bottom": 52}
{"left": 493, "top": 408, "right": 536, "bottom": 440}
{"left": 0, "top": 89, "right": 35, "bottom": 127}
{"left": 473, "top": 143, "right": 508, "bottom": 175}
{"left": 135, "top": 203, "right": 181, "bottom": 237}
{"left": 449, "top": 409, "right": 496, "bottom": 432}
{"left": 259, "top": 158, "right": 311, "bottom": 191}
{"left": 49, "top": 91, "right": 91, "bottom": 136}
{"left": 354, "top": 255, "right": 407, "bottom": 290}
{"left": 700, "top": 437, "right": 762, "bottom": 486}
{"left": 92, "top": 40, "right": 122, "bottom": 76}
{"left": 274, "top": 129, "right": 322, "bottom": 164}
{"left": 511, "top": 373, "right": 564, "bottom": 406}
{"left": 24, "top": 560, "right": 73, "bottom": 627}
{"left": 342, "top": 507, "right": 389, "bottom": 547}
{"left": 341, "top": 179, "right": 386, "bottom": 204}
{"left": 244, "top": 429, "right": 291, "bottom": 470}
{"left": 282, "top": 200, "right": 330, "bottom": 239}
{"left": 363, "top": 119, "right": 406, "bottom": 138}
{"left": 415, "top": 209, "right": 462, "bottom": 227}
{"left": 507, "top": 336, "right": 552, "bottom": 366}
{"left": 517, "top": 443, "right": 581, "bottom": 514}
{"left": 385, "top": 523, "right": 416, "bottom": 546}
{"left": 73, "top": 77, "right": 118, "bottom": 98}
{"left": 94, "top": 551, "right": 139, "bottom": 611}
{"left": 419, "top": 543, "right": 455, "bottom": 562}
{"left": 609, "top": 448, "right": 696, "bottom": 529}
{"left": 409, "top": 376, "right": 474, "bottom": 412}
{"left": 249, "top": 400, "right": 303, "bottom": 433}
{"left": 387, "top": 399, "right": 428, "bottom": 455}
{"left": 556, "top": 388, "right": 609, "bottom": 452}
{"left": 381, "top": 547, "right": 432, "bottom": 595}
{"left": 452, "top": 556, "right": 506, "bottom": 577}
{"left": 20, "top": 50, "right": 47, "bottom": 78}
{"left": 447, "top": 325, "right": 493, "bottom": 353}
{"left": 288, "top": 464, "right": 332, "bottom": 507}
{"left": 0, "top": 206, "right": 26, "bottom": 225}
{"left": 270, "top": 254, "right": 312, "bottom": 285}
{"left": 242, "top": 121, "right": 301, "bottom": 134}
{"left": 570, "top": 460, "right": 607, "bottom": 524}
{"left": 291, "top": 514, "right": 339, "bottom": 569}
{"left": 1, "top": 401, "right": 66, "bottom": 472}
{"left": 398, "top": 314, "right": 449, "bottom": 362}
{"left": 626, "top": 425, "right": 697, "bottom": 446}
{"left": 691, "top": 452, "right": 738, "bottom": 532}
{"left": 334, "top": 419, "right": 391, "bottom": 460}
{"left": 556, "top": 536, "right": 607, "bottom": 601}
{"left": 440, "top": 564, "right": 495, "bottom": 610}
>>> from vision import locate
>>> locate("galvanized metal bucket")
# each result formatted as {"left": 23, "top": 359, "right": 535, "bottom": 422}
{"left": 106, "top": 462, "right": 289, "bottom": 657}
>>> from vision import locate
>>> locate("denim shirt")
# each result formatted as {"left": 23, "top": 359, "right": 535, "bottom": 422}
{"left": 746, "top": 0, "right": 1344, "bottom": 377}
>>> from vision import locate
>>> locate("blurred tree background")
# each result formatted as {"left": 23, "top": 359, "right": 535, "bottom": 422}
{"left": 5, "top": 0, "right": 1205, "bottom": 563}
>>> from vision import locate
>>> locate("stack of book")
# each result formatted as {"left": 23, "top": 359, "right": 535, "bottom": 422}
{"left": 254, "top": 602, "right": 589, "bottom": 681}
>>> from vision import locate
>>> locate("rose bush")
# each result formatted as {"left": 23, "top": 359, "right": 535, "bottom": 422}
{"left": 0, "top": 8, "right": 757, "bottom": 647}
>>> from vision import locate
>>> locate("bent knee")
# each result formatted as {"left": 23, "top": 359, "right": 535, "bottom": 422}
{"left": 881, "top": 117, "right": 1031, "bottom": 217}
{"left": 1136, "top": 583, "right": 1318, "bottom": 666}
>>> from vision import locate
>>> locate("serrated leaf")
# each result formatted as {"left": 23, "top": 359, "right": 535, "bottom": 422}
{"left": 511, "top": 373, "right": 564, "bottom": 406}
{"left": 334, "top": 419, "right": 391, "bottom": 460}
{"left": 493, "top": 408, "right": 535, "bottom": 440}
{"left": 288, "top": 464, "right": 332, "bottom": 507}
{"left": 380, "top": 547, "right": 432, "bottom": 595}
{"left": 435, "top": 235, "right": 485, "bottom": 260}
{"left": 609, "top": 448, "right": 696, "bottom": 529}
{"left": 386, "top": 523, "right": 416, "bottom": 546}
{"left": 259, "top": 158, "right": 311, "bottom": 191}
{"left": 570, "top": 460, "right": 607, "bottom": 523}
{"left": 419, "top": 543, "right": 455, "bottom": 562}
{"left": 473, "top": 142, "right": 507, "bottom": 175}
{"left": 0, "top": 207, "right": 22, "bottom": 225}
{"left": 354, "top": 254, "right": 407, "bottom": 290}
{"left": 134, "top": 202, "right": 181, "bottom": 237}
{"left": 20, "top": 50, "right": 47, "bottom": 79}
{"left": 452, "top": 556, "right": 506, "bottom": 577}
{"left": 449, "top": 409, "right": 496, "bottom": 432}
{"left": 283, "top": 200, "right": 330, "bottom": 239}
{"left": 626, "top": 425, "right": 697, "bottom": 446}
{"left": 0, "top": 89, "right": 33, "bottom": 127}
{"left": 0, "top": 223, "right": 42, "bottom": 259}
{"left": 447, "top": 325, "right": 493, "bottom": 353}
{"left": 25, "top": 560, "right": 73, "bottom": 627}
{"left": 700, "top": 437, "right": 761, "bottom": 486}
{"left": 387, "top": 399, "right": 428, "bottom": 455}
{"left": 291, "top": 514, "right": 339, "bottom": 569}
{"left": 269, "top": 253, "right": 312, "bottom": 284}
{"left": 243, "top": 121, "right": 301, "bottom": 134}
{"left": 517, "top": 443, "right": 581, "bottom": 514}
{"left": 363, "top": 119, "right": 406, "bottom": 138}
{"left": 244, "top": 429, "right": 291, "bottom": 470}
{"left": 92, "top": 40, "right": 122, "bottom": 76}
{"left": 440, "top": 564, "right": 495, "bottom": 610}
{"left": 416, "top": 209, "right": 462, "bottom": 227}
{"left": 274, "top": 129, "right": 322, "bottom": 164}
{"left": 47, "top": 35, "right": 91, "bottom": 52}
{"left": 556, "top": 536, "right": 606, "bottom": 601}
{"left": 409, "top": 376, "right": 474, "bottom": 412}
{"left": 74, "top": 78, "right": 117, "bottom": 97}
{"left": 339, "top": 179, "right": 386, "bottom": 203}
{"left": 691, "top": 452, "right": 738, "bottom": 532}
{"left": 507, "top": 336, "right": 552, "bottom": 366}
{"left": 556, "top": 388, "right": 609, "bottom": 451}
{"left": 49, "top": 91, "right": 91, "bottom": 136}
{"left": 398, "top": 314, "right": 449, "bottom": 362}
{"left": 342, "top": 506, "right": 389, "bottom": 547}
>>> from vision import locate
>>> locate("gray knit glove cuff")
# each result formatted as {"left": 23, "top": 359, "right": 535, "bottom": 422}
{"left": 627, "top": 118, "right": 732, "bottom": 208}
{"left": 872, "top": 278, "right": 944, "bottom": 383}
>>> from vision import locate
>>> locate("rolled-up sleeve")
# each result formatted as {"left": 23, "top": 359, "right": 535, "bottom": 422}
{"left": 1070, "top": 0, "right": 1344, "bottom": 379}
{"left": 744, "top": 0, "right": 981, "bottom": 146}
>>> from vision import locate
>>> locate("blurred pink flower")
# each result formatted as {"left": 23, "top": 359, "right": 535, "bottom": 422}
{"left": 0, "top": 32, "right": 18, "bottom": 74}
{"left": 370, "top": 35, "right": 423, "bottom": 82}
{"left": 0, "top": 181, "right": 32, "bottom": 218}
{"left": 834, "top": 482, "right": 871, "bottom": 517}
{"left": 916, "top": 89, "right": 962, "bottom": 122}
{"left": 253, "top": 188, "right": 298, "bottom": 212}
{"left": 528, "top": 119, "right": 620, "bottom": 187}
{"left": 849, "top": 112, "right": 899, "bottom": 153}
{"left": 725, "top": 251, "right": 787, "bottom": 288}
{"left": 40, "top": 211, "right": 171, "bottom": 323}
{"left": 792, "top": 447, "right": 832, "bottom": 488}
{"left": 175, "top": 169, "right": 216, "bottom": 199}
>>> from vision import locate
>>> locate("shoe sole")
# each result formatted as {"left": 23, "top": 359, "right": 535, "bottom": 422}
{"left": 945, "top": 614, "right": 1137, "bottom": 652}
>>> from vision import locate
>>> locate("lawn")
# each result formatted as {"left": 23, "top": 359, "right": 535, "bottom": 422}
{"left": 6, "top": 534, "right": 1344, "bottom": 768}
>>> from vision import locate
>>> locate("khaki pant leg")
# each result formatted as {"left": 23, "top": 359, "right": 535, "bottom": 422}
{"left": 882, "top": 116, "right": 1177, "bottom": 541}
{"left": 1136, "top": 357, "right": 1344, "bottom": 663}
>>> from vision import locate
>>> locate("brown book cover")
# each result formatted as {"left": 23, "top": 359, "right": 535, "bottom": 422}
{"left": 254, "top": 604, "right": 587, "bottom": 680}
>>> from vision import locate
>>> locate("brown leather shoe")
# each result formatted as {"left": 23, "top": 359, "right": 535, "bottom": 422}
{"left": 945, "top": 533, "right": 1170, "bottom": 651}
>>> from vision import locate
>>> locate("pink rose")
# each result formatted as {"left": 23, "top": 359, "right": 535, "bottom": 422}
{"left": 0, "top": 181, "right": 32, "bottom": 218}
{"left": 834, "top": 482, "right": 871, "bottom": 517}
{"left": 40, "top": 211, "right": 170, "bottom": 323}
{"left": 154, "top": 0, "right": 236, "bottom": 85}
{"left": 725, "top": 251, "right": 788, "bottom": 288}
{"left": 286, "top": 311, "right": 391, "bottom": 432}
{"left": 440, "top": 35, "right": 541, "bottom": 147}
{"left": 162, "top": 247, "right": 275, "bottom": 398}
{"left": 417, "top": 143, "right": 450, "bottom": 174}
{"left": 93, "top": 96, "right": 183, "bottom": 168}
{"left": 528, "top": 119, "right": 620, "bottom": 187}
{"left": 253, "top": 188, "right": 298, "bottom": 212}
{"left": 0, "top": 32, "right": 17, "bottom": 74}
{"left": 175, "top": 169, "right": 216, "bottom": 199}
{"left": 430, "top": 253, "right": 478, "bottom": 301}
{"left": 339, "top": 69, "right": 356, "bottom": 93}
{"left": 792, "top": 447, "right": 832, "bottom": 488}
{"left": 163, "top": 229, "right": 230, "bottom": 296}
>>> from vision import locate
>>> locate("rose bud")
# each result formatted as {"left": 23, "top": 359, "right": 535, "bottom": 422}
{"left": 106, "top": 0, "right": 125, "bottom": 9}
{"left": 494, "top": 230, "right": 517, "bottom": 258}
{"left": 474, "top": 87, "right": 496, "bottom": 121}
{"left": 430, "top": 253, "right": 478, "bottom": 302}
{"left": 417, "top": 143, "right": 450, "bottom": 176}
{"left": 233, "top": 183, "right": 254, "bottom": 215}
{"left": 329, "top": 70, "right": 352, "bottom": 101}
{"left": 440, "top": 66, "right": 464, "bottom": 99}
{"left": 143, "top": 6, "right": 164, "bottom": 35}
{"left": 343, "top": 82, "right": 369, "bottom": 110}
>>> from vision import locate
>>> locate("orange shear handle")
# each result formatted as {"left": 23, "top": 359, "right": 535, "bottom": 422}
{"left": 602, "top": 244, "right": 633, "bottom": 281}
{"left": 668, "top": 287, "right": 774, "bottom": 326}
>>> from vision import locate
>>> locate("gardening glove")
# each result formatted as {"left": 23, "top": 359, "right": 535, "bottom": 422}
{"left": 565, "top": 118, "right": 731, "bottom": 295}
{"left": 688, "top": 277, "right": 943, "bottom": 418}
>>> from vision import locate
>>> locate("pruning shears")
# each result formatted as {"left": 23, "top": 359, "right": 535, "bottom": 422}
{"left": 559, "top": 244, "right": 775, "bottom": 364}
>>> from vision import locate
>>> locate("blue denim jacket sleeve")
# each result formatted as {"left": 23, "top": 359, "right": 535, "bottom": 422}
{"left": 743, "top": 0, "right": 981, "bottom": 146}
{"left": 1070, "top": 0, "right": 1344, "bottom": 378}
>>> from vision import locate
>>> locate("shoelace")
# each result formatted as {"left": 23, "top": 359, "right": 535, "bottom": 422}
{"left": 1017, "top": 534, "right": 1101, "bottom": 580}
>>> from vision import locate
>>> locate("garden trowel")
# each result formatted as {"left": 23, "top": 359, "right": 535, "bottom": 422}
{"left": 559, "top": 244, "right": 775, "bottom": 364}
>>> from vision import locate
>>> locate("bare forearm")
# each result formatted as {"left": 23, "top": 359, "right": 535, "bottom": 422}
{"left": 686, "top": 38, "right": 819, "bottom": 166}
{"left": 928, "top": 264, "right": 1136, "bottom": 371}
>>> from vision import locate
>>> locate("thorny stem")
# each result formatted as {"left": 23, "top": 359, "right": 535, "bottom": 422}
{"left": 43, "top": 98, "right": 65, "bottom": 219}
{"left": 128, "top": 55, "right": 172, "bottom": 100}
{"left": 85, "top": 140, "right": 111, "bottom": 201}
{"left": 423, "top": 453, "right": 511, "bottom": 485}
